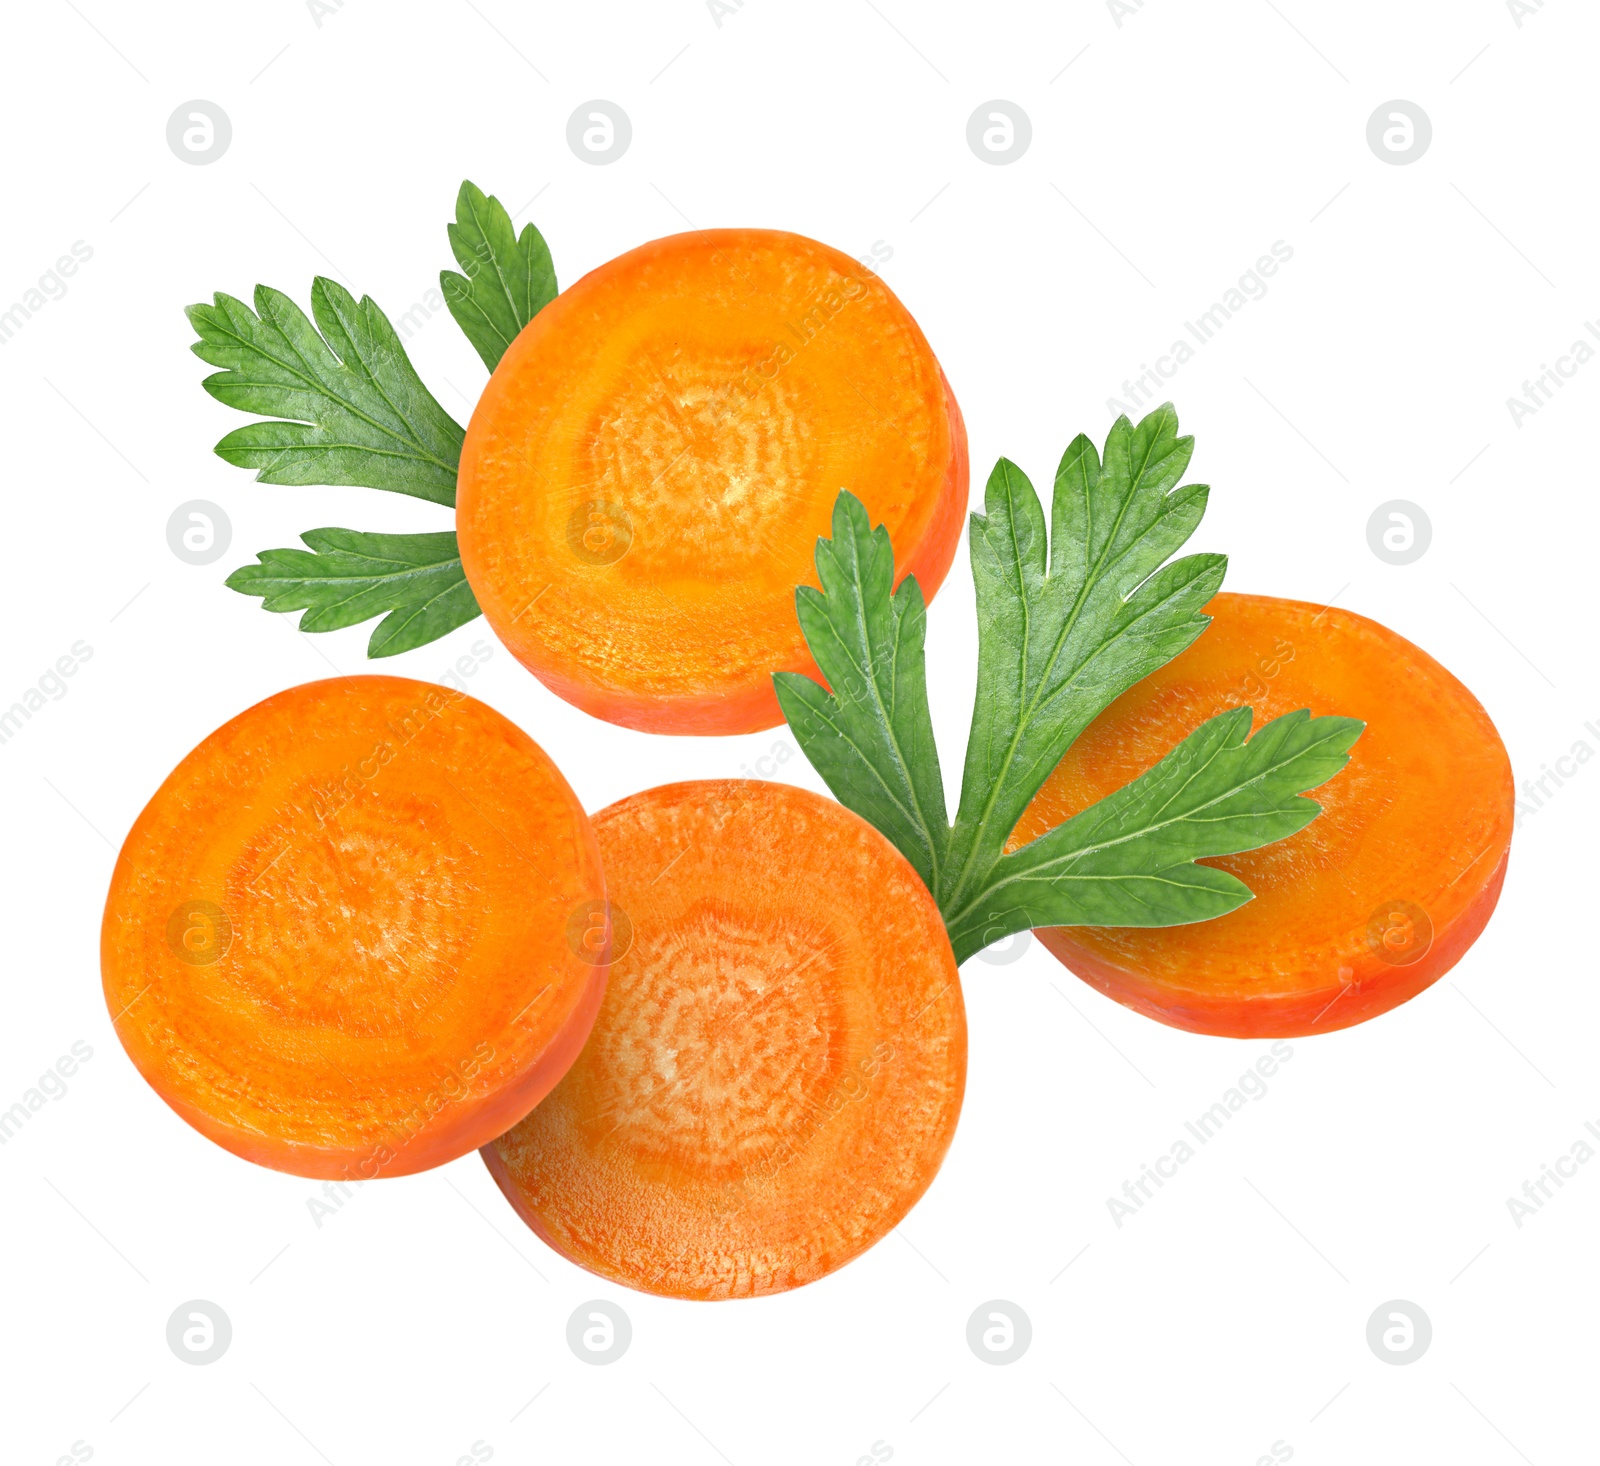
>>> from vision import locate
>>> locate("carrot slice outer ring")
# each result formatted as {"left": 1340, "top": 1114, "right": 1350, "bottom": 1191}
{"left": 484, "top": 779, "right": 967, "bottom": 1299}
{"left": 457, "top": 229, "right": 968, "bottom": 735}
{"left": 1015, "top": 593, "right": 1514, "bottom": 1038}
{"left": 100, "top": 676, "right": 608, "bottom": 1179}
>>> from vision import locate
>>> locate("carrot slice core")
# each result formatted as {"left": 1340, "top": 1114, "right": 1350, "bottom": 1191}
{"left": 1014, "top": 594, "right": 1514, "bottom": 1037}
{"left": 101, "top": 676, "right": 607, "bottom": 1178}
{"left": 484, "top": 780, "right": 967, "bottom": 1299}
{"left": 457, "top": 229, "right": 968, "bottom": 734}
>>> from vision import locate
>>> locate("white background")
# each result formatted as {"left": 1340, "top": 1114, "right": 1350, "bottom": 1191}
{"left": 2, "top": 1, "right": 1596, "bottom": 1462}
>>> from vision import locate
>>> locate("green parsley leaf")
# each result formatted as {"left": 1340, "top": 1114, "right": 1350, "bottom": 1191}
{"left": 779, "top": 404, "right": 1363, "bottom": 965}
{"left": 441, "top": 180, "right": 557, "bottom": 372}
{"left": 941, "top": 406, "right": 1224, "bottom": 916}
{"left": 942, "top": 706, "right": 1363, "bottom": 963}
{"left": 773, "top": 493, "right": 948, "bottom": 894}
{"left": 226, "top": 528, "right": 480, "bottom": 658}
{"left": 187, "top": 278, "right": 464, "bottom": 506}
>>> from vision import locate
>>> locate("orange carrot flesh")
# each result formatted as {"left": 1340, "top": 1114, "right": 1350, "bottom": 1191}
{"left": 483, "top": 780, "right": 967, "bottom": 1299}
{"left": 1013, "top": 594, "right": 1514, "bottom": 1037}
{"left": 100, "top": 676, "right": 608, "bottom": 1179}
{"left": 457, "top": 229, "right": 968, "bottom": 735}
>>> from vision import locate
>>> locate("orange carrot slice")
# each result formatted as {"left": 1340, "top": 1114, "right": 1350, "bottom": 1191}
{"left": 484, "top": 780, "right": 967, "bottom": 1298}
{"left": 100, "top": 676, "right": 607, "bottom": 1179}
{"left": 457, "top": 229, "right": 967, "bottom": 735}
{"left": 1014, "top": 593, "right": 1513, "bottom": 1037}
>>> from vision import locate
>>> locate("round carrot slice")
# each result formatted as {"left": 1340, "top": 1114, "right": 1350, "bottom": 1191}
{"left": 101, "top": 676, "right": 608, "bottom": 1179}
{"left": 483, "top": 780, "right": 967, "bottom": 1299}
{"left": 1014, "top": 593, "right": 1513, "bottom": 1037}
{"left": 456, "top": 229, "right": 968, "bottom": 735}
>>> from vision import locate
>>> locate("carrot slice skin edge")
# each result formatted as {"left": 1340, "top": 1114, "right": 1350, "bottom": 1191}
{"left": 1018, "top": 593, "right": 1515, "bottom": 1038}
{"left": 1037, "top": 850, "right": 1509, "bottom": 1037}
{"left": 457, "top": 229, "right": 968, "bottom": 735}
{"left": 485, "top": 779, "right": 967, "bottom": 1299}
{"left": 100, "top": 676, "right": 609, "bottom": 1178}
